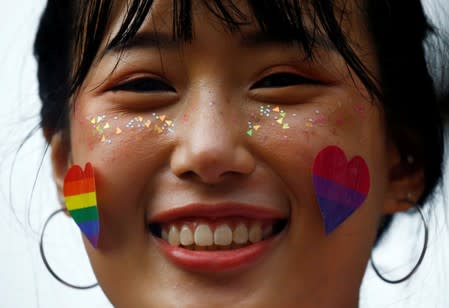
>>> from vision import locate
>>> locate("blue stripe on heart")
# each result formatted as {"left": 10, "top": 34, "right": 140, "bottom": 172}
{"left": 313, "top": 176, "right": 368, "bottom": 234}
{"left": 77, "top": 220, "right": 99, "bottom": 247}
{"left": 77, "top": 220, "right": 99, "bottom": 237}
{"left": 316, "top": 196, "right": 359, "bottom": 234}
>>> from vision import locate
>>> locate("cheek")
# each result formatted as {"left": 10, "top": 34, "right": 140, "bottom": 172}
{"left": 71, "top": 111, "right": 177, "bottom": 163}
{"left": 246, "top": 100, "right": 388, "bottom": 229}
{"left": 245, "top": 101, "right": 384, "bottom": 165}
{"left": 69, "top": 110, "right": 178, "bottom": 242}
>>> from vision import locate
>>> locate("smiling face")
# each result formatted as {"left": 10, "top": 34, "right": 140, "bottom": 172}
{"left": 51, "top": 0, "right": 407, "bottom": 307}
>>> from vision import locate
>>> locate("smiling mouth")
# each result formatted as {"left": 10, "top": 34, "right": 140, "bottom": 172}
{"left": 148, "top": 218, "right": 288, "bottom": 251}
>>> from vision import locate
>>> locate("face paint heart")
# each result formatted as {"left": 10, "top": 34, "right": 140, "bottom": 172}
{"left": 312, "top": 146, "right": 370, "bottom": 234}
{"left": 63, "top": 163, "right": 99, "bottom": 248}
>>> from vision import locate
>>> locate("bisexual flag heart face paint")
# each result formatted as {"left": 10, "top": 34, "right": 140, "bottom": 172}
{"left": 312, "top": 146, "right": 370, "bottom": 234}
{"left": 63, "top": 163, "right": 100, "bottom": 248}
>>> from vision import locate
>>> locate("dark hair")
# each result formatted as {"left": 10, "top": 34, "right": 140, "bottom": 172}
{"left": 34, "top": 0, "right": 444, "bottom": 239}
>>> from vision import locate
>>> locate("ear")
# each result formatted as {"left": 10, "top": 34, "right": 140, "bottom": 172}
{"left": 383, "top": 144, "right": 425, "bottom": 214}
{"left": 49, "top": 131, "right": 71, "bottom": 207}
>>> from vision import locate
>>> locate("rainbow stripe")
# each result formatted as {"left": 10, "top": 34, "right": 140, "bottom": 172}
{"left": 63, "top": 163, "right": 99, "bottom": 247}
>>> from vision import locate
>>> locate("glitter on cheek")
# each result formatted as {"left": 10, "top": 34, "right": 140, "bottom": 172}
{"left": 246, "top": 104, "right": 291, "bottom": 137}
{"left": 86, "top": 112, "right": 176, "bottom": 145}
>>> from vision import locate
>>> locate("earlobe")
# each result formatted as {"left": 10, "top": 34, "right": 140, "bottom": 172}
{"left": 383, "top": 146, "right": 425, "bottom": 214}
{"left": 49, "top": 132, "right": 71, "bottom": 206}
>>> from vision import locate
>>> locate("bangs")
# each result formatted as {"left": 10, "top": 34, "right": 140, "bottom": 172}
{"left": 70, "top": 0, "right": 380, "bottom": 100}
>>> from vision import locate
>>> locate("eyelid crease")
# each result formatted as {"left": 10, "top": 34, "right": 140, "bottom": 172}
{"left": 250, "top": 71, "right": 321, "bottom": 90}
{"left": 110, "top": 75, "right": 176, "bottom": 92}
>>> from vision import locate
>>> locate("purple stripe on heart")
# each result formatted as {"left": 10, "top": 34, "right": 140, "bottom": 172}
{"left": 78, "top": 220, "right": 99, "bottom": 247}
{"left": 313, "top": 176, "right": 367, "bottom": 208}
{"left": 313, "top": 176, "right": 368, "bottom": 234}
{"left": 316, "top": 196, "right": 359, "bottom": 234}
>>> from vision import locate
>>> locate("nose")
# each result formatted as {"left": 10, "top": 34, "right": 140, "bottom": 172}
{"left": 170, "top": 91, "right": 255, "bottom": 184}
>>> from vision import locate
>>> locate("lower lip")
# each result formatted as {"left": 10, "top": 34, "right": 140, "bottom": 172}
{"left": 153, "top": 235, "right": 280, "bottom": 272}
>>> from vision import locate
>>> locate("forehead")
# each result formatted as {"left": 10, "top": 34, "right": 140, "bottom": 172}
{"left": 105, "top": 0, "right": 369, "bottom": 50}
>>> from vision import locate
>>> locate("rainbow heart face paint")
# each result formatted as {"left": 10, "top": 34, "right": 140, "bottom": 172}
{"left": 312, "top": 146, "right": 370, "bottom": 234}
{"left": 63, "top": 163, "right": 99, "bottom": 247}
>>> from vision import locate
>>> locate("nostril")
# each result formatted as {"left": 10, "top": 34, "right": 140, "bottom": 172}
{"left": 170, "top": 138, "right": 256, "bottom": 185}
{"left": 178, "top": 167, "right": 235, "bottom": 185}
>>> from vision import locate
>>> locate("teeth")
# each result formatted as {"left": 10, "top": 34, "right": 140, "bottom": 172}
{"left": 263, "top": 225, "right": 272, "bottom": 239}
{"left": 180, "top": 225, "right": 194, "bottom": 246}
{"left": 161, "top": 229, "right": 169, "bottom": 241}
{"left": 249, "top": 223, "right": 263, "bottom": 243}
{"left": 168, "top": 225, "right": 180, "bottom": 246}
{"left": 214, "top": 224, "right": 233, "bottom": 246}
{"left": 162, "top": 221, "right": 278, "bottom": 248}
{"left": 233, "top": 223, "right": 249, "bottom": 244}
{"left": 194, "top": 224, "right": 213, "bottom": 246}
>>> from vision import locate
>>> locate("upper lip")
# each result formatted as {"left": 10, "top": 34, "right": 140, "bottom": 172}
{"left": 148, "top": 202, "right": 288, "bottom": 223}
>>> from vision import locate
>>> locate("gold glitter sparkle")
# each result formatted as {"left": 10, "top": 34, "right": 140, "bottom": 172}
{"left": 246, "top": 105, "right": 291, "bottom": 137}
{"left": 87, "top": 112, "right": 176, "bottom": 145}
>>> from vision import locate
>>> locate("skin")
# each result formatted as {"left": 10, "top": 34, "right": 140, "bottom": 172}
{"left": 50, "top": 1, "right": 424, "bottom": 307}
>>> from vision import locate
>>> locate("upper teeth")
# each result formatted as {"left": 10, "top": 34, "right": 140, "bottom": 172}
{"left": 161, "top": 222, "right": 273, "bottom": 248}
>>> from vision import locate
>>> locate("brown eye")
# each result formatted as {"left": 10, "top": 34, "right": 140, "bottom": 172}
{"left": 251, "top": 73, "right": 319, "bottom": 89}
{"left": 112, "top": 78, "right": 176, "bottom": 93}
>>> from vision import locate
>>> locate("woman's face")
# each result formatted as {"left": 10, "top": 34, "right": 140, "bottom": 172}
{"left": 60, "top": 1, "right": 395, "bottom": 307}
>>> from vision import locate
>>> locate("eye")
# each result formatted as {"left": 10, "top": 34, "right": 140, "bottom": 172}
{"left": 112, "top": 78, "right": 176, "bottom": 93}
{"left": 251, "top": 72, "right": 319, "bottom": 89}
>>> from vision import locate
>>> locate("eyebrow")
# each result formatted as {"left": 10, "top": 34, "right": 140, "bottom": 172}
{"left": 105, "top": 30, "right": 335, "bottom": 53}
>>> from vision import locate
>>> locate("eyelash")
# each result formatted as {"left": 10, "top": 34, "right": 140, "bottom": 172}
{"left": 111, "top": 72, "right": 317, "bottom": 93}
{"left": 251, "top": 72, "right": 319, "bottom": 89}
{"left": 111, "top": 78, "right": 176, "bottom": 93}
